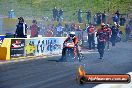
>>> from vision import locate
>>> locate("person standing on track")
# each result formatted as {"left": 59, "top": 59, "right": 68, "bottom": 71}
{"left": 105, "top": 24, "right": 112, "bottom": 50}
{"left": 111, "top": 22, "right": 119, "bottom": 46}
{"left": 96, "top": 23, "right": 107, "bottom": 59}
{"left": 87, "top": 24, "right": 95, "bottom": 50}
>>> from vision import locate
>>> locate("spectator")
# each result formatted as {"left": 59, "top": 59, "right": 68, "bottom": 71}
{"left": 52, "top": 7, "right": 58, "bottom": 21}
{"left": 97, "top": 13, "right": 102, "bottom": 25}
{"left": 56, "top": 23, "right": 64, "bottom": 37}
{"left": 113, "top": 14, "right": 119, "bottom": 23}
{"left": 71, "top": 23, "right": 76, "bottom": 31}
{"left": 76, "top": 26, "right": 82, "bottom": 31}
{"left": 117, "top": 29, "right": 123, "bottom": 42}
{"left": 102, "top": 11, "right": 106, "bottom": 23}
{"left": 59, "top": 8, "right": 63, "bottom": 22}
{"left": 93, "top": 14, "right": 97, "bottom": 25}
{"left": 56, "top": 8, "right": 59, "bottom": 22}
{"left": 30, "top": 20, "right": 40, "bottom": 38}
{"left": 65, "top": 23, "right": 70, "bottom": 32}
{"left": 15, "top": 17, "right": 28, "bottom": 38}
{"left": 86, "top": 11, "right": 91, "bottom": 24}
{"left": 125, "top": 24, "right": 131, "bottom": 42}
{"left": 111, "top": 22, "right": 119, "bottom": 46}
{"left": 46, "top": 29, "right": 54, "bottom": 37}
{"left": 115, "top": 10, "right": 120, "bottom": 18}
{"left": 78, "top": 9, "right": 82, "bottom": 23}
{"left": 120, "top": 16, "right": 126, "bottom": 26}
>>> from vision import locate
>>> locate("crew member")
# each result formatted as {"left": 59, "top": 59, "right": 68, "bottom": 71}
{"left": 87, "top": 24, "right": 95, "bottom": 50}
{"left": 105, "top": 24, "right": 112, "bottom": 50}
{"left": 96, "top": 23, "right": 107, "bottom": 59}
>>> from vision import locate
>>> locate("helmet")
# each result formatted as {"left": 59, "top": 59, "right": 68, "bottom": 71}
{"left": 69, "top": 31, "right": 75, "bottom": 38}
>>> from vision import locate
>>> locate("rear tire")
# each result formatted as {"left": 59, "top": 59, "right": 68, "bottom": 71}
{"left": 65, "top": 48, "right": 74, "bottom": 61}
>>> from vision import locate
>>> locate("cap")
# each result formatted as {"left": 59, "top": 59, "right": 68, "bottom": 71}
{"left": 18, "top": 17, "right": 24, "bottom": 22}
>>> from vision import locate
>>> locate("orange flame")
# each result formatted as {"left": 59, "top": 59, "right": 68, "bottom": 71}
{"left": 78, "top": 65, "right": 86, "bottom": 76}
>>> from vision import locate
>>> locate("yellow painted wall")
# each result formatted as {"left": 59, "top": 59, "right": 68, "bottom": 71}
{"left": 0, "top": 47, "right": 7, "bottom": 60}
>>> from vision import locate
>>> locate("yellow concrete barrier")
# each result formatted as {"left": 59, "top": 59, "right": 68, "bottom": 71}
{"left": 0, "top": 47, "right": 7, "bottom": 60}
{"left": 0, "top": 38, "right": 11, "bottom": 60}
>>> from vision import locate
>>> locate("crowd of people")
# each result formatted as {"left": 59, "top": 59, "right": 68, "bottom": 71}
{"left": 112, "top": 10, "right": 127, "bottom": 26}
{"left": 14, "top": 9, "right": 131, "bottom": 59}
{"left": 52, "top": 7, "right": 63, "bottom": 22}
{"left": 87, "top": 20, "right": 131, "bottom": 59}
{"left": 15, "top": 16, "right": 84, "bottom": 38}
{"left": 52, "top": 8, "right": 128, "bottom": 28}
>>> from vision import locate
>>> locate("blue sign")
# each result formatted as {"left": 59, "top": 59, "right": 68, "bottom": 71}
{"left": 25, "top": 37, "right": 66, "bottom": 56}
{"left": 0, "top": 35, "right": 5, "bottom": 46}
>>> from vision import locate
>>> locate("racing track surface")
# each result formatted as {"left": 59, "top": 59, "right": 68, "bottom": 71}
{"left": 0, "top": 42, "right": 132, "bottom": 88}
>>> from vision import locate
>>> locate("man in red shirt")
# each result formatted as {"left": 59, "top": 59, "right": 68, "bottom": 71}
{"left": 105, "top": 24, "right": 112, "bottom": 50}
{"left": 96, "top": 23, "right": 107, "bottom": 59}
{"left": 30, "top": 20, "right": 40, "bottom": 37}
{"left": 87, "top": 24, "right": 95, "bottom": 50}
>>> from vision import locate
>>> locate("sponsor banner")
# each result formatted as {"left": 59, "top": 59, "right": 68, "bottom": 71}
{"left": 93, "top": 72, "right": 132, "bottom": 88}
{"left": 10, "top": 39, "right": 25, "bottom": 58}
{"left": 25, "top": 37, "right": 66, "bottom": 56}
{"left": 0, "top": 35, "right": 5, "bottom": 46}
{"left": 25, "top": 39, "right": 36, "bottom": 56}
{"left": 77, "top": 66, "right": 131, "bottom": 85}
{"left": 84, "top": 74, "right": 130, "bottom": 83}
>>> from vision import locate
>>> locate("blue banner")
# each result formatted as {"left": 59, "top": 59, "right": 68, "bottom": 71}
{"left": 0, "top": 35, "right": 5, "bottom": 46}
{"left": 25, "top": 37, "right": 66, "bottom": 56}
